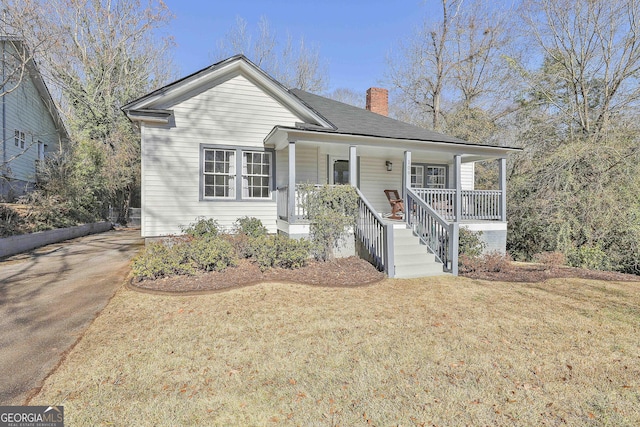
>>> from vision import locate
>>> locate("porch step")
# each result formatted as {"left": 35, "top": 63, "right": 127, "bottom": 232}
{"left": 392, "top": 226, "right": 447, "bottom": 278}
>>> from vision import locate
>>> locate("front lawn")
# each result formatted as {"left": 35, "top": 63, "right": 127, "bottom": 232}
{"left": 30, "top": 276, "right": 640, "bottom": 425}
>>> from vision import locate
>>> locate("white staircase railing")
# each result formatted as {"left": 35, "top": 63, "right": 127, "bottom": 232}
{"left": 354, "top": 188, "right": 395, "bottom": 278}
{"left": 407, "top": 188, "right": 458, "bottom": 274}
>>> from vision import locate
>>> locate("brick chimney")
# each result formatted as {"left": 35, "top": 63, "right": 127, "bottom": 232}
{"left": 366, "top": 87, "right": 388, "bottom": 116}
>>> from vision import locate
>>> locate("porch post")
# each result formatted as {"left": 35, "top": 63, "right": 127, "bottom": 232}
{"left": 499, "top": 157, "right": 507, "bottom": 222}
{"left": 450, "top": 154, "right": 461, "bottom": 276}
{"left": 450, "top": 223, "right": 459, "bottom": 276}
{"left": 349, "top": 145, "right": 357, "bottom": 186}
{"left": 403, "top": 150, "right": 411, "bottom": 203}
{"left": 453, "top": 154, "right": 462, "bottom": 222}
{"left": 288, "top": 141, "right": 296, "bottom": 222}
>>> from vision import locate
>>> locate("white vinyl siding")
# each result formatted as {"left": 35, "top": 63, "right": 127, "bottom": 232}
{"left": 272, "top": 144, "right": 320, "bottom": 196}
{"left": 461, "top": 162, "right": 475, "bottom": 190}
{"left": 358, "top": 155, "right": 404, "bottom": 213}
{"left": 141, "top": 73, "right": 302, "bottom": 237}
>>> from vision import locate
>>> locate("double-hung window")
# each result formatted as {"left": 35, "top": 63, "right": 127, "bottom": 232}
{"left": 15, "top": 130, "right": 25, "bottom": 148}
{"left": 202, "top": 147, "right": 272, "bottom": 200}
{"left": 203, "top": 149, "right": 235, "bottom": 198}
{"left": 410, "top": 165, "right": 424, "bottom": 188}
{"left": 426, "top": 166, "right": 446, "bottom": 188}
{"left": 243, "top": 151, "right": 271, "bottom": 199}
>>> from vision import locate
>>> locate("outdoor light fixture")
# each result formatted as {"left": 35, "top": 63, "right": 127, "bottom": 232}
{"left": 386, "top": 160, "right": 393, "bottom": 171}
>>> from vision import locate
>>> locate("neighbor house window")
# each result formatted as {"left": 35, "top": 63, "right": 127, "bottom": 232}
{"left": 410, "top": 165, "right": 424, "bottom": 188}
{"left": 37, "top": 141, "right": 45, "bottom": 161}
{"left": 426, "top": 166, "right": 446, "bottom": 188}
{"left": 14, "top": 130, "right": 25, "bottom": 148}
{"left": 243, "top": 151, "right": 271, "bottom": 199}
{"left": 203, "top": 149, "right": 235, "bottom": 198}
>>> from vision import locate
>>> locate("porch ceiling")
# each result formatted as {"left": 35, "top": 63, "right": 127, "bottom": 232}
{"left": 264, "top": 126, "right": 520, "bottom": 162}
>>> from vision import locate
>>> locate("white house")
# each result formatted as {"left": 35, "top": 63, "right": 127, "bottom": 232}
{"left": 0, "top": 37, "right": 68, "bottom": 199}
{"left": 123, "top": 55, "right": 519, "bottom": 278}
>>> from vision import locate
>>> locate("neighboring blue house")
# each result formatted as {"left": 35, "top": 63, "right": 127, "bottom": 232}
{"left": 0, "top": 37, "right": 68, "bottom": 200}
{"left": 124, "top": 55, "right": 520, "bottom": 277}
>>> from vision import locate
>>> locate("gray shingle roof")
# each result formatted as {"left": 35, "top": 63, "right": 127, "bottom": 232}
{"left": 290, "top": 88, "right": 467, "bottom": 144}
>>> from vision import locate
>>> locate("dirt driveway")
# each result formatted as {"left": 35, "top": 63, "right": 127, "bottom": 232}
{"left": 0, "top": 228, "right": 142, "bottom": 405}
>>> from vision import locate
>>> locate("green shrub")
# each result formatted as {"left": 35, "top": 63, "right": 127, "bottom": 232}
{"left": 300, "top": 184, "right": 359, "bottom": 261}
{"left": 189, "top": 236, "right": 237, "bottom": 271}
{"left": 459, "top": 227, "right": 485, "bottom": 258}
{"left": 132, "top": 234, "right": 237, "bottom": 280}
{"left": 229, "top": 217, "right": 268, "bottom": 258}
{"left": 253, "top": 234, "right": 311, "bottom": 271}
{"left": 567, "top": 245, "right": 611, "bottom": 271}
{"left": 181, "top": 216, "right": 220, "bottom": 238}
{"left": 234, "top": 216, "right": 268, "bottom": 238}
{"left": 131, "top": 239, "right": 194, "bottom": 280}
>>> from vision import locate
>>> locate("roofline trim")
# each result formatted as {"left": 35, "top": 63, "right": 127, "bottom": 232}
{"left": 264, "top": 126, "right": 522, "bottom": 154}
{"left": 122, "top": 55, "right": 335, "bottom": 129}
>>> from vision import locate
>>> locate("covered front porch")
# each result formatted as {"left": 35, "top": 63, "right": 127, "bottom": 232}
{"left": 266, "top": 127, "right": 512, "bottom": 277}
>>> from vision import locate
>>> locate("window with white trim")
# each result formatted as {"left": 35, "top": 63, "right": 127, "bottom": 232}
{"left": 426, "top": 166, "right": 446, "bottom": 188}
{"left": 410, "top": 165, "right": 424, "bottom": 188}
{"left": 243, "top": 151, "right": 271, "bottom": 199}
{"left": 203, "top": 149, "right": 235, "bottom": 198}
{"left": 15, "top": 130, "right": 25, "bottom": 148}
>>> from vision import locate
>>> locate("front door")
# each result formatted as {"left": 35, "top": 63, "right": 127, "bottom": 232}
{"left": 330, "top": 157, "right": 350, "bottom": 185}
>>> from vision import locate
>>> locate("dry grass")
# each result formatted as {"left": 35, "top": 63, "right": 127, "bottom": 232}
{"left": 31, "top": 276, "right": 640, "bottom": 426}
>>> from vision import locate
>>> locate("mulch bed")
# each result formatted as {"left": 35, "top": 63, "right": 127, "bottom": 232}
{"left": 129, "top": 257, "right": 640, "bottom": 295}
{"left": 130, "top": 257, "right": 386, "bottom": 293}
{"left": 462, "top": 262, "right": 640, "bottom": 283}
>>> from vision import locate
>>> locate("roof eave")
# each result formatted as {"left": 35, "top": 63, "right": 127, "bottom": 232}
{"left": 125, "top": 109, "right": 173, "bottom": 124}
{"left": 264, "top": 126, "right": 521, "bottom": 158}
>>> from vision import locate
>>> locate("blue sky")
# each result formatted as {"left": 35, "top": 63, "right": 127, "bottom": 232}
{"left": 162, "top": 0, "right": 433, "bottom": 94}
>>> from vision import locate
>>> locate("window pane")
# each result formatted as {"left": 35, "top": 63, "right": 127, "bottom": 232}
{"left": 242, "top": 151, "right": 270, "bottom": 198}
{"left": 426, "top": 166, "right": 446, "bottom": 188}
{"left": 203, "top": 149, "right": 234, "bottom": 198}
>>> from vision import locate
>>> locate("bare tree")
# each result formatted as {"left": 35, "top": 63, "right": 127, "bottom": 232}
{"left": 324, "top": 88, "right": 364, "bottom": 108}
{"left": 215, "top": 16, "right": 329, "bottom": 93}
{"left": 5, "top": 0, "right": 175, "bottom": 220}
{"left": 519, "top": 0, "right": 640, "bottom": 138}
{"left": 386, "top": 0, "right": 462, "bottom": 130}
{"left": 386, "top": 0, "right": 513, "bottom": 135}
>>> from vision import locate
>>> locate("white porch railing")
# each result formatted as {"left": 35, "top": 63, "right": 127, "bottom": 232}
{"left": 411, "top": 188, "right": 503, "bottom": 221}
{"left": 278, "top": 184, "right": 395, "bottom": 277}
{"left": 277, "top": 186, "right": 313, "bottom": 222}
